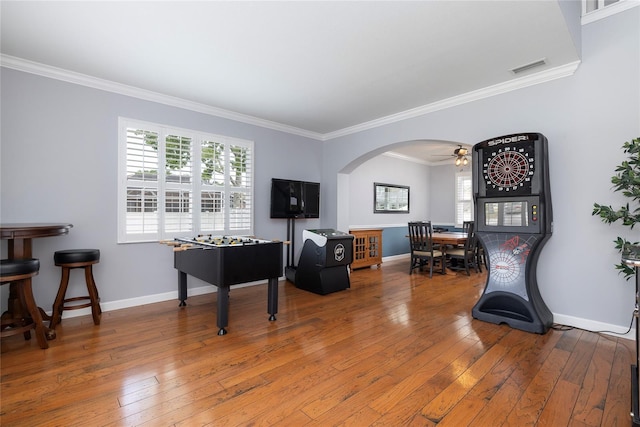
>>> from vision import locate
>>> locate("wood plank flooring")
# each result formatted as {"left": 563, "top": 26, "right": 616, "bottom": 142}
{"left": 0, "top": 259, "right": 635, "bottom": 426}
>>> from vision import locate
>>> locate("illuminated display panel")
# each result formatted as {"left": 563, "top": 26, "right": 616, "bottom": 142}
{"left": 484, "top": 201, "right": 529, "bottom": 227}
{"left": 476, "top": 196, "right": 541, "bottom": 234}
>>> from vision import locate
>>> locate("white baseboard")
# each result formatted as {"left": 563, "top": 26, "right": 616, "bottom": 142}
{"left": 382, "top": 253, "right": 410, "bottom": 263}
{"left": 54, "top": 279, "right": 269, "bottom": 320}
{"left": 553, "top": 313, "right": 635, "bottom": 341}
{"left": 57, "top": 265, "right": 636, "bottom": 342}
{"left": 383, "top": 254, "right": 636, "bottom": 340}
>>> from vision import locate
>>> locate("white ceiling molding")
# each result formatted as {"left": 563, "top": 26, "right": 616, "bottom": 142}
{"left": 382, "top": 151, "right": 431, "bottom": 166}
{"left": 322, "top": 60, "right": 581, "bottom": 141}
{"left": 1, "top": 54, "right": 580, "bottom": 142}
{"left": 0, "top": 54, "right": 324, "bottom": 141}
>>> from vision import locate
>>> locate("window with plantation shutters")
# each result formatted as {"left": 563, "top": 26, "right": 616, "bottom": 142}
{"left": 455, "top": 172, "right": 474, "bottom": 228}
{"left": 118, "top": 118, "right": 254, "bottom": 243}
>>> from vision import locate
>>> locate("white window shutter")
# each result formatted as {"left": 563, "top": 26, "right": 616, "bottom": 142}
{"left": 118, "top": 118, "right": 254, "bottom": 243}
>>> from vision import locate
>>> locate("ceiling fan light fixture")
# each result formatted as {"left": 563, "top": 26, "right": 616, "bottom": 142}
{"left": 462, "top": 157, "right": 468, "bottom": 166}
{"left": 455, "top": 157, "right": 462, "bottom": 166}
{"left": 454, "top": 147, "right": 468, "bottom": 156}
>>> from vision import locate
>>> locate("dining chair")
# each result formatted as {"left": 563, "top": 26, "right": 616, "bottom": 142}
{"left": 456, "top": 221, "right": 474, "bottom": 248}
{"left": 447, "top": 221, "right": 479, "bottom": 276}
{"left": 408, "top": 221, "right": 445, "bottom": 278}
{"left": 476, "top": 239, "right": 487, "bottom": 272}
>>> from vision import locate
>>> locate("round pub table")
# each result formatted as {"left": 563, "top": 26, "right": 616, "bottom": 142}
{"left": 1, "top": 223, "right": 73, "bottom": 340}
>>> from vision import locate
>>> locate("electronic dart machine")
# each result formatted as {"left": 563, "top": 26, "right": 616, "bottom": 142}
{"left": 471, "top": 132, "right": 553, "bottom": 334}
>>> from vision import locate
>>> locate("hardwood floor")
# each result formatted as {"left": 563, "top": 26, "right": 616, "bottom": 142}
{"left": 1, "top": 259, "right": 635, "bottom": 426}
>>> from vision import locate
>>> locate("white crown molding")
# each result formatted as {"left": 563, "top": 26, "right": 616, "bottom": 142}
{"left": 383, "top": 151, "right": 460, "bottom": 167}
{"left": 0, "top": 54, "right": 325, "bottom": 141}
{"left": 382, "top": 151, "right": 431, "bottom": 165}
{"left": 322, "top": 60, "right": 581, "bottom": 141}
{"left": 1, "top": 54, "right": 580, "bottom": 143}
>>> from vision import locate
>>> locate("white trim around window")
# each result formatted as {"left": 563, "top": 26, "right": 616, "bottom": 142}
{"left": 117, "top": 117, "right": 254, "bottom": 243}
{"left": 455, "top": 172, "right": 474, "bottom": 228}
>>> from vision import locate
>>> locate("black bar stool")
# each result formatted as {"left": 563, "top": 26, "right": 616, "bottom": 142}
{"left": 1, "top": 258, "right": 49, "bottom": 349}
{"left": 50, "top": 249, "right": 101, "bottom": 330}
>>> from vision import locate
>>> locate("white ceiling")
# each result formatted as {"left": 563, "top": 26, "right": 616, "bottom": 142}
{"left": 0, "top": 1, "right": 580, "bottom": 162}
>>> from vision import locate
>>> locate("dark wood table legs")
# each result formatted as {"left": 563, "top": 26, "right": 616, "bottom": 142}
{"left": 5, "top": 238, "right": 57, "bottom": 340}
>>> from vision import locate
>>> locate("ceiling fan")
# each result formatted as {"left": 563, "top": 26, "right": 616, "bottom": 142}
{"left": 435, "top": 145, "right": 470, "bottom": 166}
{"left": 454, "top": 146, "right": 469, "bottom": 166}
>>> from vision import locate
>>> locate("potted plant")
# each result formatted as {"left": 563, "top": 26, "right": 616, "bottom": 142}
{"left": 593, "top": 137, "right": 640, "bottom": 280}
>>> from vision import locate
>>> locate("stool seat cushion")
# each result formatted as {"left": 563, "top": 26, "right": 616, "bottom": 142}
{"left": 54, "top": 249, "right": 100, "bottom": 265}
{"left": 1, "top": 259, "right": 40, "bottom": 277}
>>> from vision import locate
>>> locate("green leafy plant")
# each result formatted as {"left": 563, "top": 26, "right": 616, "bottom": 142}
{"left": 593, "top": 137, "right": 640, "bottom": 280}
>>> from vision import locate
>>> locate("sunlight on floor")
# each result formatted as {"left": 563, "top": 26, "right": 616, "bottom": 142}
{"left": 386, "top": 303, "right": 410, "bottom": 326}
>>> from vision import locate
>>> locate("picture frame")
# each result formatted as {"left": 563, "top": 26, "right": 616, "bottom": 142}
{"left": 374, "top": 182, "right": 410, "bottom": 213}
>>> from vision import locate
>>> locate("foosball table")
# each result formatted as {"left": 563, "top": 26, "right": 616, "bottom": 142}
{"left": 165, "top": 235, "right": 283, "bottom": 335}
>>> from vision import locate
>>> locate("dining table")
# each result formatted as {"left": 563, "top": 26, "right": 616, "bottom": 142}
{"left": 1, "top": 223, "right": 73, "bottom": 339}
{"left": 405, "top": 231, "right": 468, "bottom": 251}
{"left": 431, "top": 231, "right": 468, "bottom": 248}
{"left": 407, "top": 231, "right": 469, "bottom": 274}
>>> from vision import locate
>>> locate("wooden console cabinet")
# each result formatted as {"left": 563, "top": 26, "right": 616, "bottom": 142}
{"left": 350, "top": 228, "right": 382, "bottom": 270}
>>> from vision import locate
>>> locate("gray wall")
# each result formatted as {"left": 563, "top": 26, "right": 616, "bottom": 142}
{"left": 429, "top": 162, "right": 471, "bottom": 226}
{"left": 0, "top": 70, "right": 322, "bottom": 310}
{"left": 348, "top": 154, "right": 430, "bottom": 228}
{"left": 1, "top": 6, "right": 639, "bottom": 333}
{"left": 347, "top": 153, "right": 472, "bottom": 228}
{"left": 325, "top": 8, "right": 640, "bottom": 332}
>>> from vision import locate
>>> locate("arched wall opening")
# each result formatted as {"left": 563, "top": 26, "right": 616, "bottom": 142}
{"left": 336, "top": 139, "right": 471, "bottom": 259}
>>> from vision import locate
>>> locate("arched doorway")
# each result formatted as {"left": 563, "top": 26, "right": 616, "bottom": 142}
{"left": 336, "top": 139, "right": 471, "bottom": 233}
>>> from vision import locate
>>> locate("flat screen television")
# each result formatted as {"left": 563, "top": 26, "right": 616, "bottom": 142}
{"left": 270, "top": 178, "right": 320, "bottom": 218}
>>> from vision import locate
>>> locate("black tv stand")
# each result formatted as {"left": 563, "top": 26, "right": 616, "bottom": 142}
{"left": 285, "top": 218, "right": 297, "bottom": 283}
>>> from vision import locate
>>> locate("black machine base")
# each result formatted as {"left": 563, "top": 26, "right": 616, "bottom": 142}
{"left": 472, "top": 291, "right": 552, "bottom": 334}
{"left": 285, "top": 264, "right": 350, "bottom": 295}
{"left": 633, "top": 365, "right": 640, "bottom": 426}
{"left": 285, "top": 266, "right": 297, "bottom": 284}
{"left": 296, "top": 266, "right": 350, "bottom": 295}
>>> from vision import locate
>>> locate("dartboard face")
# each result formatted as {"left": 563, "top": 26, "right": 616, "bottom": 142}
{"left": 483, "top": 145, "right": 534, "bottom": 195}
{"left": 490, "top": 250, "right": 521, "bottom": 286}
{"left": 481, "top": 233, "right": 539, "bottom": 301}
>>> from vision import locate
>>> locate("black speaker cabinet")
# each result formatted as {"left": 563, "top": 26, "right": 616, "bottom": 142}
{"left": 295, "top": 229, "right": 354, "bottom": 295}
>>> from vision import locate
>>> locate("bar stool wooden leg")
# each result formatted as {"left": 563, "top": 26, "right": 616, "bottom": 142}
{"left": 21, "top": 280, "right": 48, "bottom": 349}
{"left": 50, "top": 267, "right": 71, "bottom": 330}
{"left": 85, "top": 265, "right": 101, "bottom": 325}
{"left": 1, "top": 258, "right": 48, "bottom": 349}
{"left": 15, "top": 282, "right": 32, "bottom": 341}
{"left": 51, "top": 249, "right": 101, "bottom": 330}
